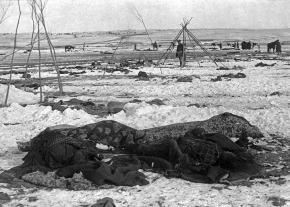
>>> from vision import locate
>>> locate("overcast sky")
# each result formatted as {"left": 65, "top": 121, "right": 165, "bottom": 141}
{"left": 1, "top": 0, "right": 290, "bottom": 33}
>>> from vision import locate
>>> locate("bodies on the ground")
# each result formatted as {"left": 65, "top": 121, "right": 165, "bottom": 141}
{"left": 7, "top": 114, "right": 262, "bottom": 187}
{"left": 127, "top": 127, "right": 258, "bottom": 182}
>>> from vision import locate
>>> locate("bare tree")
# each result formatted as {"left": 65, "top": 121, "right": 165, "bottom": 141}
{"left": 0, "top": 0, "right": 11, "bottom": 25}
{"left": 4, "top": 0, "right": 21, "bottom": 106}
{"left": 30, "top": 0, "right": 63, "bottom": 95}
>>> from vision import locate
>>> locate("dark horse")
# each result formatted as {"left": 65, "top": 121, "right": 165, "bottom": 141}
{"left": 241, "top": 41, "right": 252, "bottom": 50}
{"left": 267, "top": 40, "right": 279, "bottom": 53}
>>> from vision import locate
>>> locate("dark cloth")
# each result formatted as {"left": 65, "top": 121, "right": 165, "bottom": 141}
{"left": 56, "top": 158, "right": 149, "bottom": 187}
{"left": 178, "top": 138, "right": 220, "bottom": 172}
{"left": 176, "top": 43, "right": 184, "bottom": 57}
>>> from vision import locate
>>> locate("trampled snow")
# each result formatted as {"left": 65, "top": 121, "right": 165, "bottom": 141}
{"left": 0, "top": 84, "right": 40, "bottom": 105}
{"left": 0, "top": 57, "right": 289, "bottom": 206}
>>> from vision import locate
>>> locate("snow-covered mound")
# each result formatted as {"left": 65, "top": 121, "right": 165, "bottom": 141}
{"left": 0, "top": 103, "right": 98, "bottom": 154}
{"left": 110, "top": 102, "right": 290, "bottom": 137}
{"left": 0, "top": 84, "right": 39, "bottom": 105}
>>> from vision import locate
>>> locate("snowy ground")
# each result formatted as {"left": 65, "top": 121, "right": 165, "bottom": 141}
{"left": 0, "top": 55, "right": 289, "bottom": 206}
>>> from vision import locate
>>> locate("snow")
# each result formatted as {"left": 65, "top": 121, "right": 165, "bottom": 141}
{"left": 0, "top": 57, "right": 289, "bottom": 206}
{"left": 3, "top": 174, "right": 290, "bottom": 207}
{"left": 0, "top": 84, "right": 40, "bottom": 105}
{"left": 0, "top": 104, "right": 98, "bottom": 154}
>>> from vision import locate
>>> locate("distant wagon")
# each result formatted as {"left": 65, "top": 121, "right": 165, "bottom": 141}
{"left": 65, "top": 45, "right": 75, "bottom": 52}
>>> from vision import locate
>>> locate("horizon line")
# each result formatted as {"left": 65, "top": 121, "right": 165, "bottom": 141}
{"left": 0, "top": 27, "right": 289, "bottom": 34}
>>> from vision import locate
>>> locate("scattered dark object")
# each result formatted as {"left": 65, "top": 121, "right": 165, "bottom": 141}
{"left": 137, "top": 71, "right": 149, "bottom": 81}
{"left": 21, "top": 82, "right": 40, "bottom": 89}
{"left": 211, "top": 73, "right": 246, "bottom": 81}
{"left": 107, "top": 101, "right": 126, "bottom": 114}
{"left": 69, "top": 71, "right": 86, "bottom": 75}
{"left": 211, "top": 76, "right": 222, "bottom": 82}
{"left": 59, "top": 70, "right": 70, "bottom": 74}
{"left": 232, "top": 65, "right": 245, "bottom": 70}
{"left": 187, "top": 103, "right": 207, "bottom": 108}
{"left": 217, "top": 66, "right": 245, "bottom": 70}
{"left": 102, "top": 51, "right": 114, "bottom": 55}
{"left": 23, "top": 49, "right": 31, "bottom": 54}
{"left": 21, "top": 73, "right": 31, "bottom": 79}
{"left": 135, "top": 60, "right": 145, "bottom": 67}
{"left": 216, "top": 66, "right": 230, "bottom": 70}
{"left": 146, "top": 99, "right": 165, "bottom": 106}
{"left": 269, "top": 91, "right": 282, "bottom": 96}
{"left": 129, "top": 99, "right": 142, "bottom": 103}
{"left": 267, "top": 196, "right": 288, "bottom": 207}
{"left": 0, "top": 192, "right": 11, "bottom": 204}
{"left": 92, "top": 197, "right": 116, "bottom": 207}
{"left": 120, "top": 60, "right": 130, "bottom": 67}
{"left": 43, "top": 100, "right": 67, "bottom": 112}
{"left": 65, "top": 45, "right": 75, "bottom": 52}
{"left": 42, "top": 99, "right": 108, "bottom": 116}
{"left": 221, "top": 73, "right": 246, "bottom": 79}
{"left": 3, "top": 122, "right": 21, "bottom": 126}
{"left": 103, "top": 67, "right": 131, "bottom": 74}
{"left": 255, "top": 62, "right": 276, "bottom": 67}
{"left": 28, "top": 197, "right": 38, "bottom": 202}
{"left": 214, "top": 58, "right": 225, "bottom": 62}
{"left": 176, "top": 76, "right": 193, "bottom": 82}
{"left": 75, "top": 65, "right": 86, "bottom": 70}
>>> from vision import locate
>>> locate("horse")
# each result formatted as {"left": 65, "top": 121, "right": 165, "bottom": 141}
{"left": 241, "top": 41, "right": 252, "bottom": 50}
{"left": 65, "top": 45, "right": 75, "bottom": 52}
{"left": 267, "top": 40, "right": 279, "bottom": 53}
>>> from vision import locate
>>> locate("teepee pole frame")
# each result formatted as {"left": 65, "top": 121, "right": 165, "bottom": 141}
{"left": 156, "top": 18, "right": 220, "bottom": 68}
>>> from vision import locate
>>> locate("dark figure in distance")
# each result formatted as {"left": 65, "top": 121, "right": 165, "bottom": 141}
{"left": 218, "top": 42, "right": 222, "bottom": 50}
{"left": 276, "top": 40, "right": 282, "bottom": 54}
{"left": 152, "top": 41, "right": 158, "bottom": 51}
{"left": 176, "top": 40, "right": 185, "bottom": 67}
{"left": 236, "top": 42, "right": 239, "bottom": 49}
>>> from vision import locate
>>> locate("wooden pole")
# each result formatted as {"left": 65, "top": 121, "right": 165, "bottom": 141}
{"left": 182, "top": 25, "right": 186, "bottom": 68}
{"left": 37, "top": 18, "right": 43, "bottom": 103}
{"left": 34, "top": 0, "right": 63, "bottom": 95}
{"left": 4, "top": 0, "right": 21, "bottom": 106}
{"left": 24, "top": 3, "right": 37, "bottom": 91}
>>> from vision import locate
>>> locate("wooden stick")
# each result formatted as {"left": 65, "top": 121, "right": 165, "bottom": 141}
{"left": 4, "top": 0, "right": 21, "bottom": 106}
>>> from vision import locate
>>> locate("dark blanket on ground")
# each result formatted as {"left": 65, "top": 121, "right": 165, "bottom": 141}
{"left": 4, "top": 112, "right": 263, "bottom": 188}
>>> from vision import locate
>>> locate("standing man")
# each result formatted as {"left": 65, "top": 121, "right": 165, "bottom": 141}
{"left": 176, "top": 40, "right": 185, "bottom": 67}
{"left": 152, "top": 41, "right": 158, "bottom": 50}
{"left": 276, "top": 40, "right": 282, "bottom": 55}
